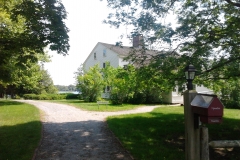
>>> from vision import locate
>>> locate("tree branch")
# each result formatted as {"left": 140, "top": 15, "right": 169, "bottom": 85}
{"left": 203, "top": 57, "right": 240, "bottom": 73}
{"left": 225, "top": 0, "right": 240, "bottom": 7}
{"left": 204, "top": 73, "right": 240, "bottom": 80}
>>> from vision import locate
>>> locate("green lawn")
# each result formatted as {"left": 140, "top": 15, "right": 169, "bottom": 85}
{"left": 48, "top": 99, "right": 146, "bottom": 111}
{"left": 0, "top": 100, "right": 42, "bottom": 160}
{"left": 107, "top": 106, "right": 240, "bottom": 160}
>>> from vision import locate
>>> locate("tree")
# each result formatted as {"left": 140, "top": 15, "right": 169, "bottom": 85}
{"left": 38, "top": 69, "right": 58, "bottom": 94}
{"left": 131, "top": 64, "right": 171, "bottom": 104}
{"left": 102, "top": 0, "right": 240, "bottom": 84}
{"left": 0, "top": 0, "right": 69, "bottom": 82}
{"left": 76, "top": 64, "right": 104, "bottom": 102}
{"left": 210, "top": 78, "right": 240, "bottom": 108}
{"left": 55, "top": 85, "right": 77, "bottom": 91}
{"left": 0, "top": 52, "right": 57, "bottom": 97}
{"left": 102, "top": 63, "right": 136, "bottom": 104}
{"left": 102, "top": 63, "right": 169, "bottom": 104}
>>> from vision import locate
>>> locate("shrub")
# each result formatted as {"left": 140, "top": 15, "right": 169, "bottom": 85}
{"left": 223, "top": 100, "right": 240, "bottom": 109}
{"left": 23, "top": 93, "right": 78, "bottom": 100}
{"left": 23, "top": 94, "right": 37, "bottom": 100}
{"left": 110, "top": 93, "right": 124, "bottom": 105}
{"left": 65, "top": 93, "right": 79, "bottom": 99}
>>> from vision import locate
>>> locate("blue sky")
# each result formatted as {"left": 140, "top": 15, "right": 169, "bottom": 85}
{"left": 44, "top": 0, "right": 130, "bottom": 86}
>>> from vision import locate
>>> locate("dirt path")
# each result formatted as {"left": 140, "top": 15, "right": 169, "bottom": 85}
{"left": 19, "top": 100, "right": 159, "bottom": 160}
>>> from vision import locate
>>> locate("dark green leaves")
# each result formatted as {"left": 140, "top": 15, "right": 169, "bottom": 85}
{"left": 102, "top": 0, "right": 240, "bottom": 83}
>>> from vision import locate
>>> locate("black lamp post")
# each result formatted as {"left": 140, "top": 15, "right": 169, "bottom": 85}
{"left": 184, "top": 64, "right": 196, "bottom": 90}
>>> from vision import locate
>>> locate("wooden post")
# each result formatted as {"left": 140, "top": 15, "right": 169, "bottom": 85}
{"left": 209, "top": 140, "right": 240, "bottom": 148}
{"left": 184, "top": 90, "right": 200, "bottom": 160}
{"left": 200, "top": 126, "right": 209, "bottom": 160}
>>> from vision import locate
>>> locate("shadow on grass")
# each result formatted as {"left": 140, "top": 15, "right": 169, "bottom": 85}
{"left": 0, "top": 121, "right": 42, "bottom": 160}
{"left": 0, "top": 100, "right": 24, "bottom": 106}
{"left": 107, "top": 113, "right": 185, "bottom": 160}
{"left": 207, "top": 116, "right": 240, "bottom": 160}
{"left": 107, "top": 112, "right": 240, "bottom": 160}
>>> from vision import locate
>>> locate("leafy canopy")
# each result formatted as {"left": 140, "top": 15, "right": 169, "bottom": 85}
{"left": 102, "top": 0, "right": 240, "bottom": 84}
{"left": 0, "top": 0, "right": 69, "bottom": 82}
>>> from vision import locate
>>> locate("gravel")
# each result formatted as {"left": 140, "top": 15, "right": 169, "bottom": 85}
{"left": 18, "top": 100, "right": 159, "bottom": 160}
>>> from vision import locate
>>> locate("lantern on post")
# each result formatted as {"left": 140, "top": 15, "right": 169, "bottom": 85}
{"left": 184, "top": 64, "right": 196, "bottom": 90}
{"left": 183, "top": 64, "right": 200, "bottom": 160}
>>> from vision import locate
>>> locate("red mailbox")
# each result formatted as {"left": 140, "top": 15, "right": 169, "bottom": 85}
{"left": 191, "top": 94, "right": 224, "bottom": 124}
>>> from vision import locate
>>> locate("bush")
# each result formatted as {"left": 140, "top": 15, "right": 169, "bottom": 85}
{"left": 65, "top": 93, "right": 79, "bottom": 99}
{"left": 223, "top": 100, "right": 240, "bottom": 109}
{"left": 110, "top": 93, "right": 124, "bottom": 105}
{"left": 23, "top": 93, "right": 78, "bottom": 100}
{"left": 23, "top": 94, "right": 37, "bottom": 100}
{"left": 128, "top": 92, "right": 146, "bottom": 104}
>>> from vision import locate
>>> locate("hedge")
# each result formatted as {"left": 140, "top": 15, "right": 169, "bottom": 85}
{"left": 23, "top": 93, "right": 80, "bottom": 100}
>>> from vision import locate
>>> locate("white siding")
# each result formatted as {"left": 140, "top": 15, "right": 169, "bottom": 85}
{"left": 84, "top": 43, "right": 122, "bottom": 71}
{"left": 119, "top": 57, "right": 129, "bottom": 67}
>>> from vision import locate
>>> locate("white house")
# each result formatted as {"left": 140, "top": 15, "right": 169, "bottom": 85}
{"left": 83, "top": 39, "right": 213, "bottom": 104}
{"left": 83, "top": 42, "right": 131, "bottom": 71}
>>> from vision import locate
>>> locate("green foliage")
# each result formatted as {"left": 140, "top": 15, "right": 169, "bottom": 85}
{"left": 77, "top": 63, "right": 170, "bottom": 104}
{"left": 63, "top": 93, "right": 80, "bottom": 99}
{"left": 23, "top": 94, "right": 38, "bottom": 100}
{"left": 0, "top": 0, "right": 69, "bottom": 82}
{"left": 103, "top": 65, "right": 135, "bottom": 105}
{"left": 76, "top": 64, "right": 104, "bottom": 102}
{"left": 0, "top": 100, "right": 41, "bottom": 160}
{"left": 129, "top": 65, "right": 167, "bottom": 104}
{"left": 0, "top": 59, "right": 58, "bottom": 97}
{"left": 23, "top": 93, "right": 66, "bottom": 100}
{"left": 210, "top": 79, "right": 240, "bottom": 109}
{"left": 102, "top": 63, "right": 168, "bottom": 104}
{"left": 102, "top": 0, "right": 240, "bottom": 87}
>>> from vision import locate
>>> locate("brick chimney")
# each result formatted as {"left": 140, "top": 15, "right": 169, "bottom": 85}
{"left": 133, "top": 35, "right": 143, "bottom": 48}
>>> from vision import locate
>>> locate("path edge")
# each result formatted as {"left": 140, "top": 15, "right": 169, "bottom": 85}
{"left": 31, "top": 110, "right": 45, "bottom": 160}
{"left": 105, "top": 120, "right": 135, "bottom": 160}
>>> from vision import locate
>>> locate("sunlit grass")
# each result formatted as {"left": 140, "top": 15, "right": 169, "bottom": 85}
{"left": 0, "top": 100, "right": 42, "bottom": 160}
{"left": 107, "top": 106, "right": 240, "bottom": 160}
{"left": 48, "top": 99, "right": 146, "bottom": 111}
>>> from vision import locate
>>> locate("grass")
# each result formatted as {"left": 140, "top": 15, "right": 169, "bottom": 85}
{"left": 48, "top": 99, "right": 145, "bottom": 111}
{"left": 107, "top": 106, "right": 240, "bottom": 160}
{"left": 0, "top": 100, "right": 42, "bottom": 160}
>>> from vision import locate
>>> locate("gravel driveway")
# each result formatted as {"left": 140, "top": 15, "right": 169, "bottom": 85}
{"left": 19, "top": 100, "right": 159, "bottom": 160}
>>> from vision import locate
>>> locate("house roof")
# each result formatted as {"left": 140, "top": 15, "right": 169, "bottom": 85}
{"left": 83, "top": 42, "right": 179, "bottom": 67}
{"left": 99, "top": 42, "right": 159, "bottom": 57}
{"left": 99, "top": 42, "right": 135, "bottom": 57}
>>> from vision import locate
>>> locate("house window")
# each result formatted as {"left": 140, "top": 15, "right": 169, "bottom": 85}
{"left": 94, "top": 52, "right": 96, "bottom": 60}
{"left": 103, "top": 62, "right": 105, "bottom": 68}
{"left": 103, "top": 49, "right": 106, "bottom": 57}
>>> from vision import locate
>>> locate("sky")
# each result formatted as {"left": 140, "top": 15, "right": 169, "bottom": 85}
{"left": 44, "top": 0, "right": 130, "bottom": 86}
